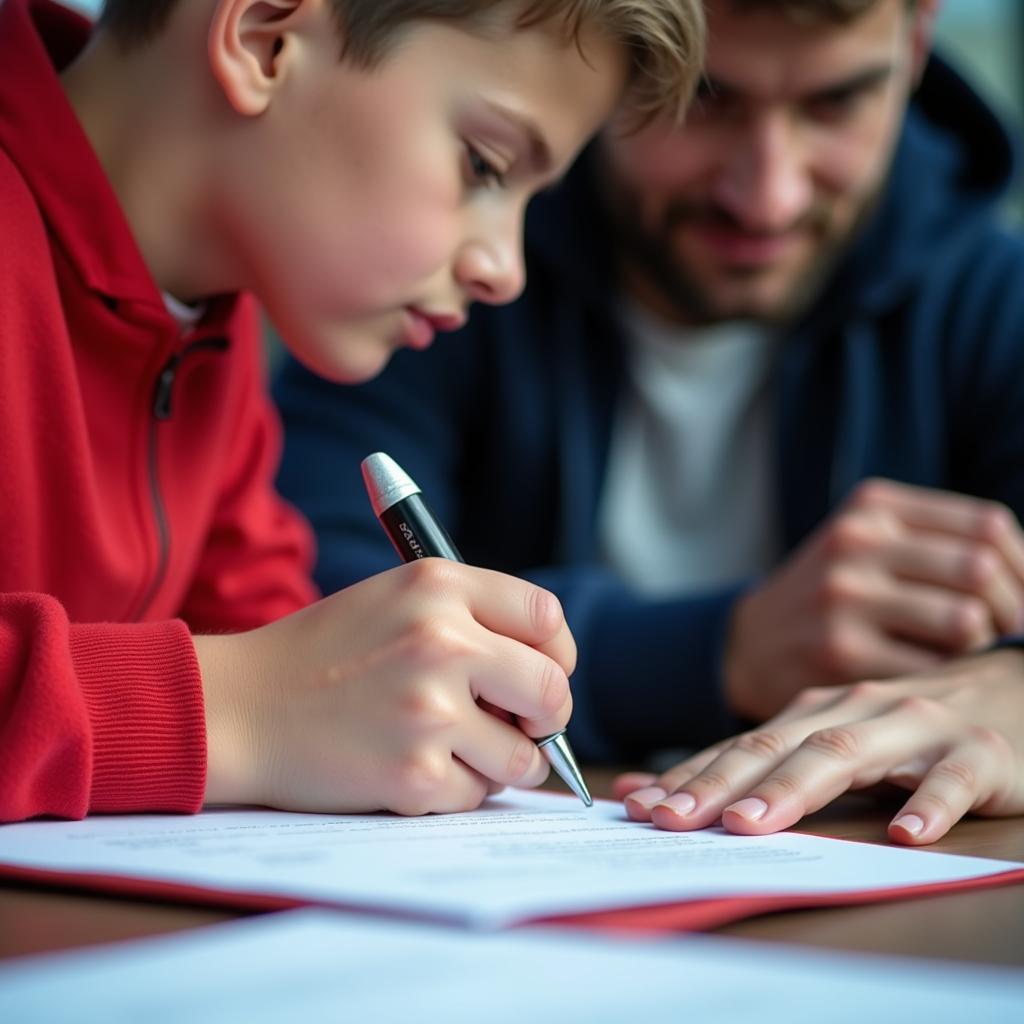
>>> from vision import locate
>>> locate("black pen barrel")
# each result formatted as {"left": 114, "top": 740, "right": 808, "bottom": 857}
{"left": 379, "top": 494, "right": 464, "bottom": 564}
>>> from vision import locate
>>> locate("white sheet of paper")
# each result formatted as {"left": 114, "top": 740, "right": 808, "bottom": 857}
{"left": 2, "top": 908, "right": 1023, "bottom": 1023}
{"left": 0, "top": 791, "right": 1019, "bottom": 928}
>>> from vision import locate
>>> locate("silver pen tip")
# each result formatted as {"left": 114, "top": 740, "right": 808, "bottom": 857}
{"left": 537, "top": 731, "right": 593, "bottom": 807}
{"left": 361, "top": 452, "right": 421, "bottom": 517}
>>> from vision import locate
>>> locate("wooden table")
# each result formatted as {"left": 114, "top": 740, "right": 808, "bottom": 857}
{"left": 2, "top": 771, "right": 1023, "bottom": 968}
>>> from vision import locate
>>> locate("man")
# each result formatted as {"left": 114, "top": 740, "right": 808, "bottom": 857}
{"left": 275, "top": 0, "right": 1024, "bottom": 840}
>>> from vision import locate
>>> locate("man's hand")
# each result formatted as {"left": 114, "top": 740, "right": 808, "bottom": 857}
{"left": 197, "top": 560, "right": 576, "bottom": 816}
{"left": 618, "top": 648, "right": 1024, "bottom": 845}
{"left": 725, "top": 480, "right": 1024, "bottom": 720}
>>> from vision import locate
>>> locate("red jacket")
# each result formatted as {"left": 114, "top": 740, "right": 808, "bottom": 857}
{"left": 0, "top": 0, "right": 318, "bottom": 822}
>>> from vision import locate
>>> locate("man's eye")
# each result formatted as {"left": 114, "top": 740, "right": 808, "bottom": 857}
{"left": 690, "top": 79, "right": 735, "bottom": 118}
{"left": 806, "top": 92, "right": 863, "bottom": 123}
{"left": 694, "top": 76, "right": 716, "bottom": 102}
{"left": 466, "top": 146, "right": 505, "bottom": 188}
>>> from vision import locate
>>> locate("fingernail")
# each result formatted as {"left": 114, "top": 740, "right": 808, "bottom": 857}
{"left": 724, "top": 797, "right": 768, "bottom": 822}
{"left": 892, "top": 813, "right": 925, "bottom": 837}
{"left": 625, "top": 786, "right": 667, "bottom": 811}
{"left": 657, "top": 792, "right": 696, "bottom": 816}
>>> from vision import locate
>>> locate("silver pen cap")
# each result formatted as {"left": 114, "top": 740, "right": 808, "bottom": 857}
{"left": 537, "top": 731, "right": 593, "bottom": 807}
{"left": 362, "top": 452, "right": 421, "bottom": 517}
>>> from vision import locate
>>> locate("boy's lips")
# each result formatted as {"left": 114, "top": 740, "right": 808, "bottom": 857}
{"left": 403, "top": 307, "right": 467, "bottom": 350}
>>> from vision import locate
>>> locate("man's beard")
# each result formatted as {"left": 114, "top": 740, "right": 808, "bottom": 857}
{"left": 600, "top": 177, "right": 880, "bottom": 328}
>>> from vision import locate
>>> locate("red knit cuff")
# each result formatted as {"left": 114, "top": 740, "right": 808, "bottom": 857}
{"left": 70, "top": 620, "right": 207, "bottom": 814}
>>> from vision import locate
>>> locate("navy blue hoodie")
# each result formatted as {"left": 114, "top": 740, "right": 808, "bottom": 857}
{"left": 275, "top": 56, "right": 1024, "bottom": 761}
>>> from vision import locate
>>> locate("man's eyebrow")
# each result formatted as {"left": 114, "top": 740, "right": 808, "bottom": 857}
{"left": 808, "top": 64, "right": 895, "bottom": 102}
{"left": 482, "top": 100, "right": 554, "bottom": 175}
{"left": 703, "top": 63, "right": 895, "bottom": 104}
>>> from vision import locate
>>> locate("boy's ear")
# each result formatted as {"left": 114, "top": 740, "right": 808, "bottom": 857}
{"left": 208, "top": 0, "right": 314, "bottom": 116}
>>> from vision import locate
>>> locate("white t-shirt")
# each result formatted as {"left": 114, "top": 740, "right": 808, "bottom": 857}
{"left": 598, "top": 302, "right": 781, "bottom": 595}
{"left": 162, "top": 291, "right": 205, "bottom": 332}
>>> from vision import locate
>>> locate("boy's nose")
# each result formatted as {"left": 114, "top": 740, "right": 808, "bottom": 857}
{"left": 714, "top": 115, "right": 813, "bottom": 234}
{"left": 455, "top": 231, "right": 526, "bottom": 307}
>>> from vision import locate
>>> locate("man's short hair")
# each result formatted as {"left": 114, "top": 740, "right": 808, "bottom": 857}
{"left": 727, "top": 0, "right": 917, "bottom": 24}
{"left": 98, "top": 1, "right": 706, "bottom": 124}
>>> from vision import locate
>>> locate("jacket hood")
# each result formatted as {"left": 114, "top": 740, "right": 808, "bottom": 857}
{"left": 525, "top": 53, "right": 1018, "bottom": 319}
{"left": 838, "top": 53, "right": 1017, "bottom": 313}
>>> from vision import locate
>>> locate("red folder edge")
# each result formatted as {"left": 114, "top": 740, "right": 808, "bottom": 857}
{"left": 533, "top": 867, "right": 1024, "bottom": 933}
{"left": 2, "top": 860, "right": 1023, "bottom": 934}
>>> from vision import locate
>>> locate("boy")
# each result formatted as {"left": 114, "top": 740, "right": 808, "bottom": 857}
{"left": 0, "top": 0, "right": 703, "bottom": 822}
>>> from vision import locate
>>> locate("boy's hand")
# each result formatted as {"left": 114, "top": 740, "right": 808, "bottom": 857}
{"left": 620, "top": 648, "right": 1024, "bottom": 845}
{"left": 725, "top": 480, "right": 1024, "bottom": 721}
{"left": 197, "top": 561, "right": 575, "bottom": 816}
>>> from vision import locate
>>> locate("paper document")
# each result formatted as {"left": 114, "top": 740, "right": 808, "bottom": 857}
{"left": 2, "top": 908, "right": 1023, "bottom": 1023}
{"left": 0, "top": 791, "right": 1019, "bottom": 928}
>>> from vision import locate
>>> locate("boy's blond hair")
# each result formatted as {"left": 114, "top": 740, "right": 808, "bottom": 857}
{"left": 728, "top": 0, "right": 918, "bottom": 23}
{"left": 99, "top": 0, "right": 705, "bottom": 124}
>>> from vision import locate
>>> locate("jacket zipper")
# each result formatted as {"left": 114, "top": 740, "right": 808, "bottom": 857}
{"left": 131, "top": 337, "right": 229, "bottom": 620}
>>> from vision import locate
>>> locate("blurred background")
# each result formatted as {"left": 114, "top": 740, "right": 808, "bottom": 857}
{"left": 939, "top": 0, "right": 1023, "bottom": 219}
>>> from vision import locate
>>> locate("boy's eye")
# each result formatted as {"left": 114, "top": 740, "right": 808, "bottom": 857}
{"left": 465, "top": 145, "right": 506, "bottom": 189}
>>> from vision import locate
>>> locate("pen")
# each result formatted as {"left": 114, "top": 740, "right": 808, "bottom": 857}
{"left": 361, "top": 451, "right": 593, "bottom": 807}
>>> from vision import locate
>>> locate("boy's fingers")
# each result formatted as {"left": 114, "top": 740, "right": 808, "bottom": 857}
{"left": 469, "top": 635, "right": 571, "bottom": 738}
{"left": 479, "top": 568, "right": 570, "bottom": 647}
{"left": 454, "top": 710, "right": 549, "bottom": 790}
{"left": 405, "top": 560, "right": 566, "bottom": 648}
{"left": 533, "top": 629, "right": 578, "bottom": 683}
{"left": 462, "top": 567, "right": 576, "bottom": 675}
{"left": 477, "top": 698, "right": 514, "bottom": 725}
{"left": 387, "top": 755, "right": 490, "bottom": 817}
